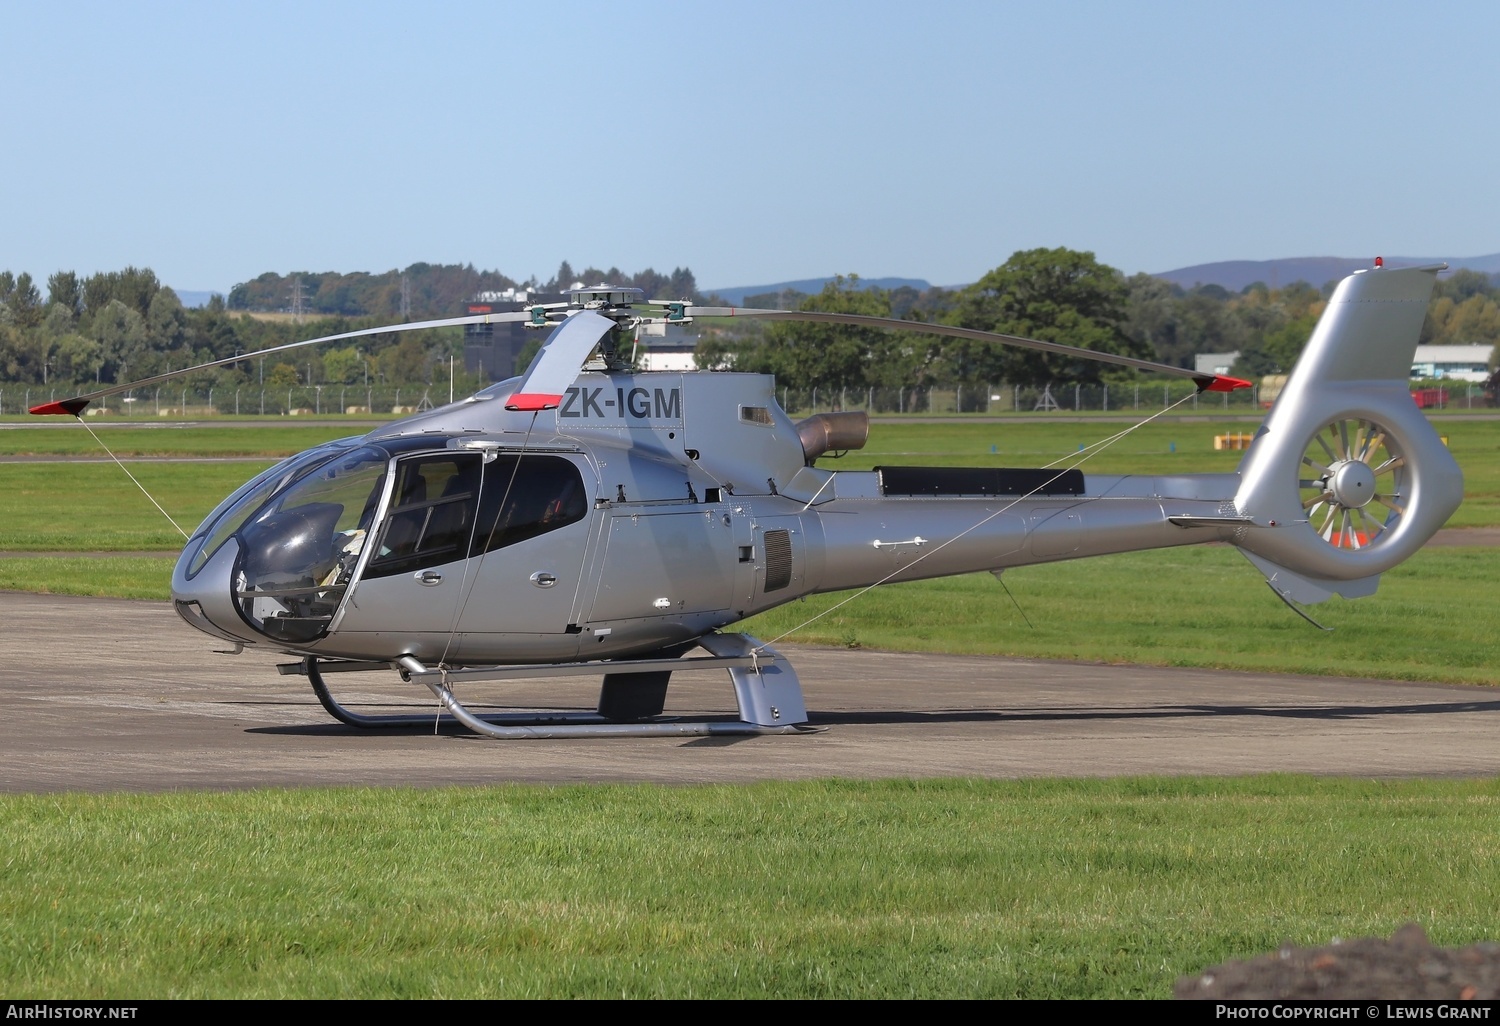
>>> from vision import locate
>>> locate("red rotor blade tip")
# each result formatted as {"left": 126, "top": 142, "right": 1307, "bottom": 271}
{"left": 1205, "top": 375, "right": 1254, "bottom": 393}
{"left": 504, "top": 392, "right": 563, "bottom": 412}
{"left": 30, "top": 398, "right": 91, "bottom": 416}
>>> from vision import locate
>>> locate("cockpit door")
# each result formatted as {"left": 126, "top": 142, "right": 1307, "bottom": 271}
{"left": 332, "top": 451, "right": 483, "bottom": 649}
{"left": 450, "top": 452, "right": 598, "bottom": 661}
{"left": 335, "top": 450, "right": 596, "bottom": 662}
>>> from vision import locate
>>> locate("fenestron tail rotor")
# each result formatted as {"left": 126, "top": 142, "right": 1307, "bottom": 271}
{"left": 1297, "top": 416, "right": 1406, "bottom": 551}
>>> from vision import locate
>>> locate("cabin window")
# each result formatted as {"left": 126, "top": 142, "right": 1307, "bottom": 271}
{"left": 470, "top": 454, "right": 588, "bottom": 556}
{"left": 364, "top": 453, "right": 483, "bottom": 579}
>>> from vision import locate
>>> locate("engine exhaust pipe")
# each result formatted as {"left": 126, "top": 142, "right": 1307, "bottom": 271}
{"left": 796, "top": 411, "right": 870, "bottom": 462}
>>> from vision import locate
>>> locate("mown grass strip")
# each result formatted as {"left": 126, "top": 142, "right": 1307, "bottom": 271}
{"left": 2, "top": 778, "right": 1497, "bottom": 999}
{"left": 1, "top": 547, "right": 1494, "bottom": 685}
{"left": 0, "top": 557, "right": 177, "bottom": 599}
{"left": 0, "top": 425, "right": 362, "bottom": 457}
{"left": 0, "top": 463, "right": 272, "bottom": 550}
{"left": 746, "top": 546, "right": 1500, "bottom": 685}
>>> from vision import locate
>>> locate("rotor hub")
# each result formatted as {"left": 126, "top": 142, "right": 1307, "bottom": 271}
{"left": 1328, "top": 459, "right": 1376, "bottom": 509}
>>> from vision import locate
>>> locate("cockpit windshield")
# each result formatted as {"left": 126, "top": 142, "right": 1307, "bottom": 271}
{"left": 233, "top": 445, "right": 389, "bottom": 643}
{"left": 185, "top": 439, "right": 364, "bottom": 578}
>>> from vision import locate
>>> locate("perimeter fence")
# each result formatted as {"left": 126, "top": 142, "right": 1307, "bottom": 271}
{"left": 0, "top": 380, "right": 1491, "bottom": 418}
{"left": 776, "top": 381, "right": 1492, "bottom": 416}
{"left": 0, "top": 385, "right": 455, "bottom": 418}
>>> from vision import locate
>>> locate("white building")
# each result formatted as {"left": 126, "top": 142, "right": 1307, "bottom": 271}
{"left": 1195, "top": 353, "right": 1240, "bottom": 376}
{"left": 1409, "top": 345, "right": 1494, "bottom": 382}
{"left": 633, "top": 321, "right": 701, "bottom": 372}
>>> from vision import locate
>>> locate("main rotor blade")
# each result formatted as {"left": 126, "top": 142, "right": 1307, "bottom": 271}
{"left": 684, "top": 306, "right": 1251, "bottom": 391}
{"left": 29, "top": 311, "right": 535, "bottom": 416}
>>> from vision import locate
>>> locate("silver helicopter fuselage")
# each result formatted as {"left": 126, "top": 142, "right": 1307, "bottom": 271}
{"left": 170, "top": 264, "right": 1462, "bottom": 668}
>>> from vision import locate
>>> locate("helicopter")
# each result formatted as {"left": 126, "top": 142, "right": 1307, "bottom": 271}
{"left": 31, "top": 262, "right": 1462, "bottom": 738}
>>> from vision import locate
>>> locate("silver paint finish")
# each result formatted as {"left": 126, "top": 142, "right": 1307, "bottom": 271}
{"left": 153, "top": 265, "right": 1464, "bottom": 738}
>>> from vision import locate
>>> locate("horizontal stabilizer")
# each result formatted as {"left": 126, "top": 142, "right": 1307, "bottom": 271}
{"left": 1241, "top": 551, "right": 1379, "bottom": 604}
{"left": 1168, "top": 514, "right": 1256, "bottom": 528}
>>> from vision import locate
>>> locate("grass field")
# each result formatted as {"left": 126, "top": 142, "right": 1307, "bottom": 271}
{"left": 3, "top": 778, "right": 1499, "bottom": 999}
{"left": 4, "top": 414, "right": 1499, "bottom": 544}
{"left": 3, "top": 415, "right": 1497, "bottom": 1000}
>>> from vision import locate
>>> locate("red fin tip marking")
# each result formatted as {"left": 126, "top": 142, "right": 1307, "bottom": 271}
{"left": 504, "top": 393, "right": 563, "bottom": 412}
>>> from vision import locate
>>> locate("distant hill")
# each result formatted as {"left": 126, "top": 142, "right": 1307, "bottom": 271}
{"left": 173, "top": 290, "right": 223, "bottom": 308}
{"left": 1154, "top": 254, "right": 1500, "bottom": 292}
{"left": 704, "top": 276, "right": 932, "bottom": 305}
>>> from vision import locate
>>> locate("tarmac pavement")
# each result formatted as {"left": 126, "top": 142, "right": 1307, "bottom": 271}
{"left": 1, "top": 590, "right": 1497, "bottom": 792}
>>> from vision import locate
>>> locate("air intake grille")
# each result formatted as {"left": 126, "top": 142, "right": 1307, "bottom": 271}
{"left": 763, "top": 529, "right": 793, "bottom": 592}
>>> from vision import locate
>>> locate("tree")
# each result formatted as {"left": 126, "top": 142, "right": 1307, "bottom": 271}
{"left": 1122, "top": 273, "right": 1187, "bottom": 367}
{"left": 147, "top": 289, "right": 187, "bottom": 351}
{"left": 756, "top": 276, "right": 896, "bottom": 392}
{"left": 1233, "top": 310, "right": 1319, "bottom": 377}
{"left": 549, "top": 261, "right": 577, "bottom": 292}
{"left": 322, "top": 346, "right": 364, "bottom": 385}
{"left": 267, "top": 363, "right": 301, "bottom": 388}
{"left": 6, "top": 273, "right": 43, "bottom": 330}
{"left": 947, "top": 248, "right": 1143, "bottom": 386}
{"left": 1436, "top": 269, "right": 1496, "bottom": 304}
{"left": 692, "top": 331, "right": 737, "bottom": 371}
{"left": 378, "top": 334, "right": 432, "bottom": 384}
{"left": 82, "top": 267, "right": 160, "bottom": 319}
{"left": 47, "top": 271, "right": 81, "bottom": 315}
{"left": 53, "top": 333, "right": 102, "bottom": 383}
{"left": 1423, "top": 292, "right": 1500, "bottom": 348}
{"left": 93, "top": 299, "right": 147, "bottom": 381}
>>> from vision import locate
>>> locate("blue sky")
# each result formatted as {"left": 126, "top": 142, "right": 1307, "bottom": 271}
{"left": 3, "top": 1, "right": 1496, "bottom": 294}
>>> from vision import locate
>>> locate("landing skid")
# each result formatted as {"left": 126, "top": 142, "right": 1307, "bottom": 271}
{"left": 280, "top": 634, "right": 813, "bottom": 739}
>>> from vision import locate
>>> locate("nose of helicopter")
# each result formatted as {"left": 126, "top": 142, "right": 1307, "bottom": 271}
{"left": 169, "top": 442, "right": 391, "bottom": 648}
{"left": 172, "top": 534, "right": 259, "bottom": 645}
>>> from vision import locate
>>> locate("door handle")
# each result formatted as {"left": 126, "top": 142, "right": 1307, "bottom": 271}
{"left": 414, "top": 570, "right": 443, "bottom": 586}
{"left": 530, "top": 571, "right": 557, "bottom": 588}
